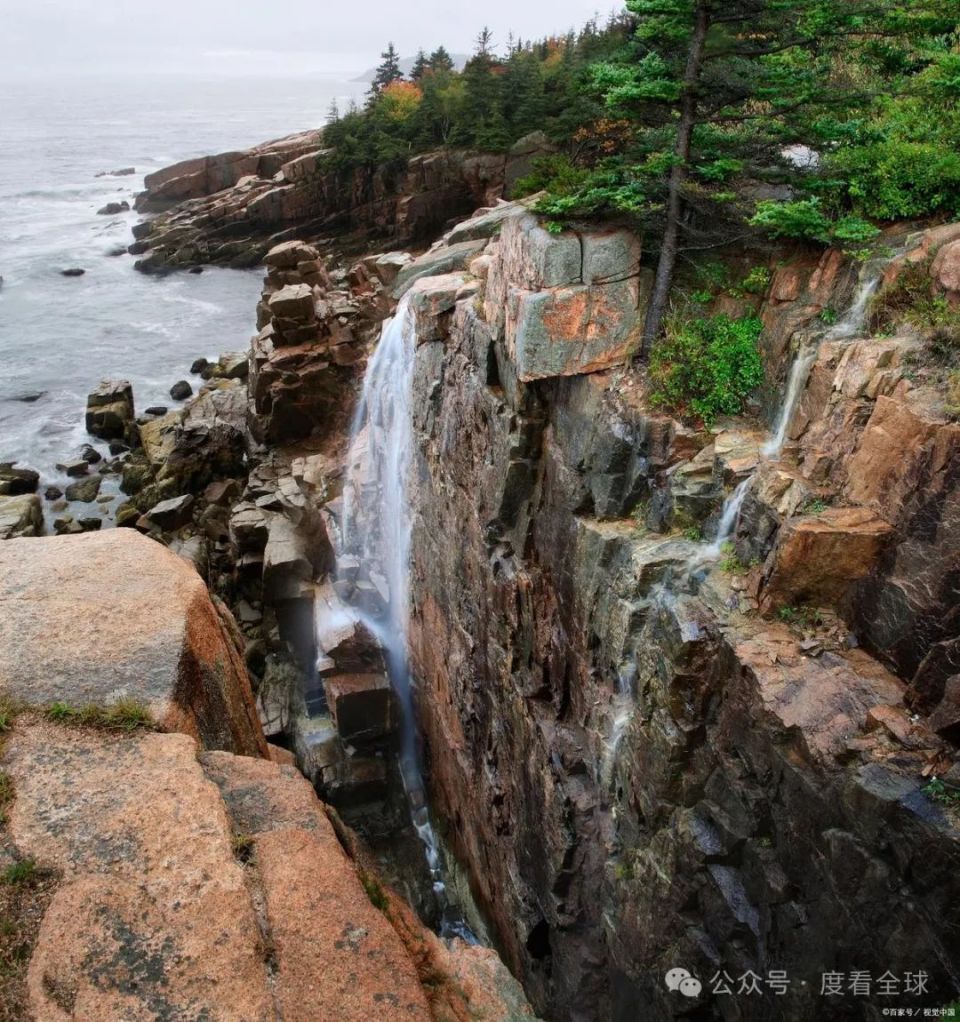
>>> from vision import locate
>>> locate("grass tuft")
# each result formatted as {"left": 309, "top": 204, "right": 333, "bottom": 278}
{"left": 43, "top": 700, "right": 154, "bottom": 732}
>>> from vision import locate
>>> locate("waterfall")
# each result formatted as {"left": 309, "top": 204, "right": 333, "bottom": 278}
{"left": 761, "top": 247, "right": 897, "bottom": 458}
{"left": 335, "top": 295, "right": 471, "bottom": 937}
{"left": 705, "top": 477, "right": 752, "bottom": 557}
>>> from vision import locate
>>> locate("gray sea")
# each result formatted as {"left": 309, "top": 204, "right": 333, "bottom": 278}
{"left": 0, "top": 71, "right": 362, "bottom": 489}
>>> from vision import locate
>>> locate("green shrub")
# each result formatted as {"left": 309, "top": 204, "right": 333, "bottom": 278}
{"left": 2, "top": 859, "right": 36, "bottom": 886}
{"left": 870, "top": 258, "right": 960, "bottom": 357}
{"left": 649, "top": 314, "right": 764, "bottom": 425}
{"left": 43, "top": 699, "right": 153, "bottom": 732}
{"left": 749, "top": 199, "right": 879, "bottom": 253}
{"left": 512, "top": 155, "right": 590, "bottom": 200}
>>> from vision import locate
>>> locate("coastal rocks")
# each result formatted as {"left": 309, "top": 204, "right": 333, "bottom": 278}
{"left": 85, "top": 378, "right": 135, "bottom": 441}
{"left": 0, "top": 493, "right": 43, "bottom": 540}
{"left": 96, "top": 200, "right": 129, "bottom": 215}
{"left": 249, "top": 241, "right": 374, "bottom": 445}
{"left": 268, "top": 282, "right": 316, "bottom": 324}
{"left": 60, "top": 267, "right": 85, "bottom": 277}
{"left": 140, "top": 493, "right": 194, "bottom": 531}
{"left": 130, "top": 134, "right": 552, "bottom": 273}
{"left": 169, "top": 379, "right": 192, "bottom": 400}
{"left": 0, "top": 463, "right": 39, "bottom": 495}
{"left": 63, "top": 475, "right": 101, "bottom": 503}
{"left": 0, "top": 529, "right": 266, "bottom": 755}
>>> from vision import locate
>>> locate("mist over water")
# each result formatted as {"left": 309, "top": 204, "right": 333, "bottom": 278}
{"left": 0, "top": 72, "right": 362, "bottom": 481}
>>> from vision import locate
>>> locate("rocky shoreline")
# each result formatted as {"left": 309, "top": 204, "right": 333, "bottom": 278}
{"left": 1, "top": 138, "right": 959, "bottom": 1021}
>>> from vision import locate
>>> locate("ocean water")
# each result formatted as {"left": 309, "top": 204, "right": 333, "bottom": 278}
{"left": 0, "top": 72, "right": 362, "bottom": 495}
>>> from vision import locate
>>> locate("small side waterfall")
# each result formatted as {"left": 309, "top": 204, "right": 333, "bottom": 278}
{"left": 713, "top": 243, "right": 907, "bottom": 540}
{"left": 601, "top": 251, "right": 898, "bottom": 785}
{"left": 335, "top": 295, "right": 469, "bottom": 936}
{"left": 761, "top": 247, "right": 895, "bottom": 459}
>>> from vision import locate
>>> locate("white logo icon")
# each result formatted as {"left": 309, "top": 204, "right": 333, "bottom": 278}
{"left": 665, "top": 967, "right": 703, "bottom": 998}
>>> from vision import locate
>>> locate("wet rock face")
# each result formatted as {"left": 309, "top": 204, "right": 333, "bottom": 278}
{"left": 405, "top": 225, "right": 960, "bottom": 1019}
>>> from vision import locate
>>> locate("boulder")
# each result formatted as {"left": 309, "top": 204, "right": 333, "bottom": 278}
{"left": 0, "top": 493, "right": 42, "bottom": 540}
{"left": 141, "top": 493, "right": 194, "bottom": 530}
{"left": 96, "top": 200, "right": 130, "bottom": 215}
{"left": 264, "top": 239, "right": 321, "bottom": 269}
{"left": 407, "top": 273, "right": 468, "bottom": 342}
{"left": 0, "top": 529, "right": 267, "bottom": 755}
{"left": 324, "top": 673, "right": 395, "bottom": 744}
{"left": 371, "top": 251, "right": 413, "bottom": 285}
{"left": 759, "top": 507, "right": 895, "bottom": 615}
{"left": 190, "top": 356, "right": 210, "bottom": 374}
{"left": 169, "top": 379, "right": 193, "bottom": 400}
{"left": 931, "top": 238, "right": 960, "bottom": 299}
{"left": 60, "top": 267, "right": 85, "bottom": 277}
{"left": 263, "top": 516, "right": 314, "bottom": 602}
{"left": 56, "top": 457, "right": 89, "bottom": 477}
{"left": 85, "top": 379, "right": 135, "bottom": 440}
{"left": 209, "top": 351, "right": 249, "bottom": 380}
{"left": 0, "top": 462, "right": 39, "bottom": 496}
{"left": 268, "top": 282, "right": 316, "bottom": 322}
{"left": 64, "top": 475, "right": 101, "bottom": 503}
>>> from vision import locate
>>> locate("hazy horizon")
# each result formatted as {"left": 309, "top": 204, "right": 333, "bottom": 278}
{"left": 0, "top": 0, "right": 617, "bottom": 78}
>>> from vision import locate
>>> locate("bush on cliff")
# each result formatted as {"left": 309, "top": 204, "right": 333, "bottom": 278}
{"left": 649, "top": 313, "right": 764, "bottom": 425}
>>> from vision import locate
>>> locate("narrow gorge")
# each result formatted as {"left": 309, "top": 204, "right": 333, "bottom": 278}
{"left": 2, "top": 126, "right": 960, "bottom": 1022}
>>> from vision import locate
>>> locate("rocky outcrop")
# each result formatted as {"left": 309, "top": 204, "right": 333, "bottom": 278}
{"left": 391, "top": 210, "right": 960, "bottom": 1019}
{"left": 130, "top": 133, "right": 556, "bottom": 272}
{"left": 0, "top": 527, "right": 530, "bottom": 1021}
{"left": 0, "top": 529, "right": 266, "bottom": 756}
{"left": 84, "top": 378, "right": 135, "bottom": 442}
{"left": 0, "top": 493, "right": 42, "bottom": 539}
{"left": 247, "top": 241, "right": 376, "bottom": 446}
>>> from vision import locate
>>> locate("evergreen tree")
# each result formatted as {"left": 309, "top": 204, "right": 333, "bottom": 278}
{"left": 369, "top": 42, "right": 404, "bottom": 100}
{"left": 501, "top": 49, "right": 547, "bottom": 139}
{"left": 410, "top": 49, "right": 430, "bottom": 82}
{"left": 429, "top": 46, "right": 455, "bottom": 73}
{"left": 583, "top": 0, "right": 951, "bottom": 354}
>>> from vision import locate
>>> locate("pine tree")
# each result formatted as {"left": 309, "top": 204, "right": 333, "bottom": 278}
{"left": 369, "top": 42, "right": 404, "bottom": 100}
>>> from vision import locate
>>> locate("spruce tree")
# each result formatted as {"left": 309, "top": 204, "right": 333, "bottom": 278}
{"left": 429, "top": 46, "right": 455, "bottom": 74}
{"left": 369, "top": 42, "right": 404, "bottom": 100}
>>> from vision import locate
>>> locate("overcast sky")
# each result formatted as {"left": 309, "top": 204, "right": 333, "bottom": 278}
{"left": 0, "top": 0, "right": 617, "bottom": 77}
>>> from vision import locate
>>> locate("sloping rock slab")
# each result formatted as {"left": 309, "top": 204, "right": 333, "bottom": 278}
{"left": 5, "top": 726, "right": 273, "bottom": 1021}
{"left": 0, "top": 530, "right": 266, "bottom": 755}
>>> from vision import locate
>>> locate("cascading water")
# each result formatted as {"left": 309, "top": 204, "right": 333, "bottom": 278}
{"left": 603, "top": 240, "right": 910, "bottom": 776}
{"left": 715, "top": 241, "right": 911, "bottom": 543}
{"left": 335, "top": 294, "right": 471, "bottom": 938}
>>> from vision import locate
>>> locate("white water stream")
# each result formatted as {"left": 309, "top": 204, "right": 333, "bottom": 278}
{"left": 602, "top": 240, "right": 909, "bottom": 785}
{"left": 332, "top": 295, "right": 471, "bottom": 937}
